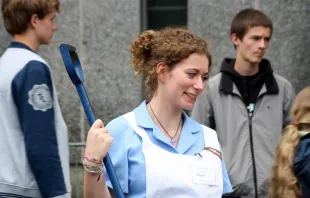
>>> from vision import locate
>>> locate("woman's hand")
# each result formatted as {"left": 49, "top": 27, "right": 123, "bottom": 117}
{"left": 84, "top": 119, "right": 114, "bottom": 161}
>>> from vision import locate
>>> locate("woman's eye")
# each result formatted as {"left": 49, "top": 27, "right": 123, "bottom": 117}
{"left": 202, "top": 76, "right": 209, "bottom": 81}
{"left": 187, "top": 72, "right": 196, "bottom": 78}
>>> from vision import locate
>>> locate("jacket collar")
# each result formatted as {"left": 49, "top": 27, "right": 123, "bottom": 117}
{"left": 9, "top": 42, "right": 34, "bottom": 52}
{"left": 219, "top": 58, "right": 279, "bottom": 95}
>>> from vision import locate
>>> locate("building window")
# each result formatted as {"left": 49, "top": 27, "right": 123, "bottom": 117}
{"left": 141, "top": 0, "right": 187, "bottom": 30}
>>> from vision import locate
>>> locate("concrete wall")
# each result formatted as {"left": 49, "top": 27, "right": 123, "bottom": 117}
{"left": 0, "top": 0, "right": 142, "bottom": 143}
{"left": 188, "top": 0, "right": 310, "bottom": 93}
{"left": 0, "top": 0, "right": 309, "bottom": 143}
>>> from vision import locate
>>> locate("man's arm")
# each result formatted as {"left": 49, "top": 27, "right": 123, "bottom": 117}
{"left": 191, "top": 89, "right": 216, "bottom": 130}
{"left": 12, "top": 60, "right": 69, "bottom": 197}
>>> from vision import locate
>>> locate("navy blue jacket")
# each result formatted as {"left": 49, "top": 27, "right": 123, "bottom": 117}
{"left": 294, "top": 133, "right": 310, "bottom": 197}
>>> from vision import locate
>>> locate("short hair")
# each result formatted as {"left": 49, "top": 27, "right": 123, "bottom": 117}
{"left": 230, "top": 8, "right": 273, "bottom": 40}
{"left": 2, "top": 0, "right": 60, "bottom": 35}
{"left": 130, "top": 27, "right": 212, "bottom": 99}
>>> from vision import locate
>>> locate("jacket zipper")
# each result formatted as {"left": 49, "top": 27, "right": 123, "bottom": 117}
{"left": 247, "top": 104, "right": 258, "bottom": 198}
{"left": 231, "top": 92, "right": 261, "bottom": 198}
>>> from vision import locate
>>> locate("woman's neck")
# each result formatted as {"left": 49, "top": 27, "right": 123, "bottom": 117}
{"left": 148, "top": 96, "right": 183, "bottom": 135}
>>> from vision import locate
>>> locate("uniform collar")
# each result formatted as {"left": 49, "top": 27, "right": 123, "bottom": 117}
{"left": 133, "top": 101, "right": 202, "bottom": 154}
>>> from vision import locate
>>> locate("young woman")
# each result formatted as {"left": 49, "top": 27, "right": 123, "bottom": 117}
{"left": 269, "top": 86, "right": 310, "bottom": 198}
{"left": 82, "top": 27, "right": 232, "bottom": 198}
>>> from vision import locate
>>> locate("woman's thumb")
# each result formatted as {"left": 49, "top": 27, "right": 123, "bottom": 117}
{"left": 90, "top": 119, "right": 104, "bottom": 129}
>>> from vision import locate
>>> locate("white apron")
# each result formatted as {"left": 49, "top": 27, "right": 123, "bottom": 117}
{"left": 123, "top": 112, "right": 223, "bottom": 198}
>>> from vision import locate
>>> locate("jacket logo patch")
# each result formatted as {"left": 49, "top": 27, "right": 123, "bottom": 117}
{"left": 28, "top": 84, "right": 53, "bottom": 112}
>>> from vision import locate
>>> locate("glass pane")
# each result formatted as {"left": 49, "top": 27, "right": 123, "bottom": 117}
{"left": 148, "top": 0, "right": 187, "bottom": 7}
{"left": 148, "top": 10, "right": 187, "bottom": 30}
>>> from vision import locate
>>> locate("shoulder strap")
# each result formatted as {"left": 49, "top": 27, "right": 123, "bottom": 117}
{"left": 123, "top": 112, "right": 152, "bottom": 144}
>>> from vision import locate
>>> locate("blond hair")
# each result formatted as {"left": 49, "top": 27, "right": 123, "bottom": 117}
{"left": 269, "top": 86, "right": 310, "bottom": 198}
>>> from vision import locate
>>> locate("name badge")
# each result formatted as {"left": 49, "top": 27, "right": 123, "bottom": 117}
{"left": 191, "top": 164, "right": 217, "bottom": 186}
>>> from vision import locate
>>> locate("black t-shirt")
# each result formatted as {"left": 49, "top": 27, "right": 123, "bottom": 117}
{"left": 233, "top": 71, "right": 266, "bottom": 106}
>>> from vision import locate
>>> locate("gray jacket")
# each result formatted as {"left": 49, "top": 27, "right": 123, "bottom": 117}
{"left": 191, "top": 72, "right": 295, "bottom": 198}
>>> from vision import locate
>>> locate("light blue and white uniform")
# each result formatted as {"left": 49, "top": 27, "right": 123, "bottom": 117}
{"left": 0, "top": 42, "right": 71, "bottom": 198}
{"left": 104, "top": 101, "right": 232, "bottom": 198}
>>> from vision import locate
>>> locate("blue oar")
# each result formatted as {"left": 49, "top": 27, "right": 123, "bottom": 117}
{"left": 59, "top": 43, "right": 124, "bottom": 198}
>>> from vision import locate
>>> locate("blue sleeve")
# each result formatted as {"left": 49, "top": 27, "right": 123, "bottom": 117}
{"left": 221, "top": 147, "right": 233, "bottom": 194}
{"left": 294, "top": 138, "right": 310, "bottom": 197}
{"left": 12, "top": 61, "right": 67, "bottom": 197}
{"left": 104, "top": 116, "right": 131, "bottom": 193}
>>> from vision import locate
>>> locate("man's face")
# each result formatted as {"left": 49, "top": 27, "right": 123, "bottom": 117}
{"left": 232, "top": 26, "right": 271, "bottom": 64}
{"left": 34, "top": 10, "right": 57, "bottom": 45}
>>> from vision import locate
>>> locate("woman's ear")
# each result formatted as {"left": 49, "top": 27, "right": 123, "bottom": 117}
{"left": 156, "top": 62, "right": 168, "bottom": 83}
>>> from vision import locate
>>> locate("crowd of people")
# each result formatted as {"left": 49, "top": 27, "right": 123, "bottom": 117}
{"left": 0, "top": 0, "right": 308, "bottom": 198}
